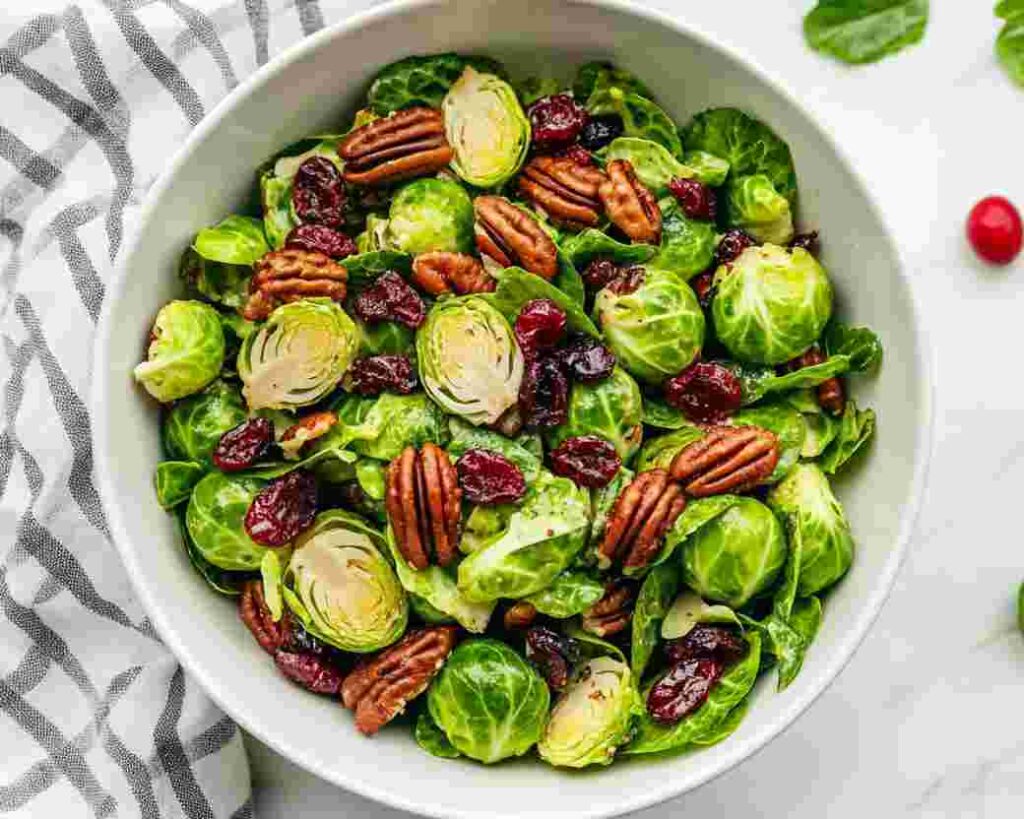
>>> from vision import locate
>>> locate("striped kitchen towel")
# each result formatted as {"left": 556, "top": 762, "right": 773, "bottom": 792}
{"left": 0, "top": 1, "right": 375, "bottom": 816}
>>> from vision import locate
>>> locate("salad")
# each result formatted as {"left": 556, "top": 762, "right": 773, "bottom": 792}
{"left": 135, "top": 54, "right": 882, "bottom": 768}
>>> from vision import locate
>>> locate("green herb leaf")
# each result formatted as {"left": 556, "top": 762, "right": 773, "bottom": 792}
{"left": 996, "top": 5, "right": 1024, "bottom": 87}
{"left": 804, "top": 0, "right": 929, "bottom": 66}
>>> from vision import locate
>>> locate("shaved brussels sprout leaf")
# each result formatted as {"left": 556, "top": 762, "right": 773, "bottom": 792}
{"left": 524, "top": 571, "right": 605, "bottom": 619}
{"left": 818, "top": 400, "right": 876, "bottom": 474}
{"left": 415, "top": 710, "right": 461, "bottom": 759}
{"left": 175, "top": 509, "right": 249, "bottom": 597}
{"left": 636, "top": 494, "right": 743, "bottom": 574}
{"left": 559, "top": 228, "right": 657, "bottom": 270}
{"left": 343, "top": 250, "right": 414, "bottom": 283}
{"left": 602, "top": 138, "right": 693, "bottom": 197}
{"left": 631, "top": 562, "right": 682, "bottom": 680}
{"left": 573, "top": 62, "right": 654, "bottom": 104}
{"left": 723, "top": 355, "right": 851, "bottom": 405}
{"left": 258, "top": 550, "right": 286, "bottom": 621}
{"left": 742, "top": 593, "right": 822, "bottom": 692}
{"left": 155, "top": 461, "right": 204, "bottom": 509}
{"left": 447, "top": 417, "right": 543, "bottom": 484}
{"left": 134, "top": 300, "right": 225, "bottom": 403}
{"left": 587, "top": 86, "right": 681, "bottom": 156}
{"left": 634, "top": 426, "right": 703, "bottom": 473}
{"left": 554, "top": 251, "right": 587, "bottom": 308}
{"left": 823, "top": 321, "right": 883, "bottom": 373}
{"left": 804, "top": 0, "right": 928, "bottom": 66}
{"left": 409, "top": 593, "right": 456, "bottom": 625}
{"left": 648, "top": 198, "right": 717, "bottom": 279}
{"left": 784, "top": 391, "right": 841, "bottom": 458}
{"left": 547, "top": 367, "right": 644, "bottom": 463}
{"left": 485, "top": 267, "right": 600, "bottom": 338}
{"left": 641, "top": 396, "right": 693, "bottom": 430}
{"left": 731, "top": 401, "right": 806, "bottom": 483}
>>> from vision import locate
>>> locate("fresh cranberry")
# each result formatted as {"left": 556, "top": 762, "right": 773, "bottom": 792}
{"left": 667, "top": 177, "right": 717, "bottom": 221}
{"left": 285, "top": 224, "right": 357, "bottom": 259}
{"left": 213, "top": 417, "right": 274, "bottom": 472}
{"left": 525, "top": 625, "right": 580, "bottom": 691}
{"left": 691, "top": 268, "right": 716, "bottom": 311}
{"left": 244, "top": 470, "right": 318, "bottom": 547}
{"left": 274, "top": 650, "right": 345, "bottom": 695}
{"left": 789, "top": 230, "right": 820, "bottom": 256}
{"left": 456, "top": 449, "right": 527, "bottom": 505}
{"left": 558, "top": 337, "right": 616, "bottom": 382}
{"left": 606, "top": 265, "right": 645, "bottom": 295}
{"left": 353, "top": 271, "right": 426, "bottom": 328}
{"left": 527, "top": 94, "right": 589, "bottom": 150}
{"left": 578, "top": 115, "right": 624, "bottom": 152}
{"left": 519, "top": 356, "right": 569, "bottom": 428}
{"left": 647, "top": 658, "right": 723, "bottom": 724}
{"left": 549, "top": 435, "right": 621, "bottom": 488}
{"left": 665, "top": 625, "right": 748, "bottom": 666}
{"left": 582, "top": 258, "right": 622, "bottom": 289}
{"left": 967, "top": 196, "right": 1022, "bottom": 265}
{"left": 514, "top": 299, "right": 567, "bottom": 357}
{"left": 348, "top": 355, "right": 417, "bottom": 396}
{"left": 291, "top": 156, "right": 345, "bottom": 228}
{"left": 556, "top": 145, "right": 595, "bottom": 166}
{"left": 716, "top": 229, "right": 756, "bottom": 266}
{"left": 664, "top": 362, "right": 742, "bottom": 424}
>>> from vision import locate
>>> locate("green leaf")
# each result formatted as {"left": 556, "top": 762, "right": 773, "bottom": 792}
{"left": 636, "top": 494, "right": 744, "bottom": 574}
{"left": 823, "top": 321, "right": 883, "bottom": 372}
{"left": 367, "top": 53, "right": 469, "bottom": 115}
{"left": 631, "top": 563, "right": 682, "bottom": 680}
{"left": 554, "top": 251, "right": 586, "bottom": 308}
{"left": 997, "top": 0, "right": 1024, "bottom": 19}
{"left": 484, "top": 267, "right": 600, "bottom": 338}
{"left": 524, "top": 571, "right": 605, "bottom": 618}
{"left": 690, "top": 697, "right": 749, "bottom": 747}
{"left": 154, "top": 461, "right": 204, "bottom": 509}
{"left": 561, "top": 624, "right": 627, "bottom": 664}
{"left": 641, "top": 396, "right": 693, "bottom": 430}
{"left": 803, "top": 0, "right": 929, "bottom": 65}
{"left": 648, "top": 197, "right": 717, "bottom": 280}
{"left": 559, "top": 228, "right": 657, "bottom": 271}
{"left": 996, "top": 8, "right": 1024, "bottom": 87}
{"left": 515, "top": 76, "right": 562, "bottom": 106}
{"left": 193, "top": 215, "right": 269, "bottom": 265}
{"left": 447, "top": 417, "right": 543, "bottom": 484}
{"left": 573, "top": 62, "right": 654, "bottom": 104}
{"left": 415, "top": 710, "right": 462, "bottom": 758}
{"left": 818, "top": 400, "right": 876, "bottom": 473}
{"left": 343, "top": 250, "right": 414, "bottom": 283}
{"left": 175, "top": 509, "right": 250, "bottom": 597}
{"left": 723, "top": 355, "right": 852, "bottom": 405}
{"left": 587, "top": 87, "right": 682, "bottom": 157}
{"left": 1018, "top": 580, "right": 1024, "bottom": 634}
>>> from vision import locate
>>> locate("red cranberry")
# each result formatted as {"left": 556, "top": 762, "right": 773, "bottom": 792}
{"left": 667, "top": 177, "right": 718, "bottom": 221}
{"left": 789, "top": 230, "right": 820, "bottom": 256}
{"left": 664, "top": 362, "right": 742, "bottom": 424}
{"left": 647, "top": 658, "right": 723, "bottom": 724}
{"left": 285, "top": 224, "right": 357, "bottom": 259}
{"left": 967, "top": 196, "right": 1022, "bottom": 265}
{"left": 556, "top": 145, "right": 595, "bottom": 166}
{"left": 691, "top": 269, "right": 716, "bottom": 311}
{"left": 244, "top": 470, "right": 318, "bottom": 547}
{"left": 213, "top": 417, "right": 274, "bottom": 472}
{"left": 527, "top": 94, "right": 588, "bottom": 150}
{"left": 456, "top": 449, "right": 527, "bottom": 505}
{"left": 519, "top": 356, "right": 569, "bottom": 428}
{"left": 514, "top": 299, "right": 567, "bottom": 357}
{"left": 582, "top": 258, "right": 622, "bottom": 289}
{"left": 525, "top": 625, "right": 580, "bottom": 691}
{"left": 291, "top": 156, "right": 345, "bottom": 228}
{"left": 274, "top": 650, "right": 345, "bottom": 695}
{"left": 606, "top": 265, "right": 645, "bottom": 295}
{"left": 558, "top": 337, "right": 616, "bottom": 382}
{"left": 348, "top": 355, "right": 417, "bottom": 396}
{"left": 549, "top": 435, "right": 621, "bottom": 488}
{"left": 578, "top": 115, "right": 624, "bottom": 152}
{"left": 665, "top": 625, "right": 748, "bottom": 666}
{"left": 353, "top": 271, "right": 426, "bottom": 328}
{"left": 716, "top": 229, "right": 756, "bottom": 266}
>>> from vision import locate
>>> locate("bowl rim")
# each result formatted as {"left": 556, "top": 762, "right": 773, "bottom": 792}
{"left": 91, "top": 0, "right": 935, "bottom": 816}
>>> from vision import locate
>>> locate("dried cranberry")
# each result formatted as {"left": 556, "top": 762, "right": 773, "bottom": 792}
{"left": 527, "top": 94, "right": 589, "bottom": 150}
{"left": 667, "top": 177, "right": 717, "bottom": 221}
{"left": 716, "top": 229, "right": 756, "bottom": 266}
{"left": 691, "top": 268, "right": 716, "bottom": 311}
{"left": 967, "top": 196, "right": 1022, "bottom": 265}
{"left": 291, "top": 156, "right": 345, "bottom": 228}
{"left": 519, "top": 356, "right": 569, "bottom": 428}
{"left": 578, "top": 114, "right": 623, "bottom": 152}
{"left": 353, "top": 271, "right": 425, "bottom": 329}
{"left": 788, "top": 230, "right": 820, "bottom": 256}
{"left": 556, "top": 145, "right": 595, "bottom": 166}
{"left": 647, "top": 658, "right": 722, "bottom": 724}
{"left": 514, "top": 299, "right": 567, "bottom": 357}
{"left": 285, "top": 224, "right": 357, "bottom": 259}
{"left": 664, "top": 362, "right": 742, "bottom": 424}
{"left": 213, "top": 417, "right": 274, "bottom": 472}
{"left": 524, "top": 625, "right": 580, "bottom": 691}
{"left": 606, "top": 265, "right": 645, "bottom": 295}
{"left": 582, "top": 258, "right": 622, "bottom": 290}
{"left": 558, "top": 337, "right": 616, "bottom": 382}
{"left": 244, "top": 470, "right": 318, "bottom": 547}
{"left": 549, "top": 435, "right": 621, "bottom": 488}
{"left": 348, "top": 355, "right": 418, "bottom": 396}
{"left": 274, "top": 650, "right": 345, "bottom": 695}
{"left": 665, "top": 625, "right": 748, "bottom": 666}
{"left": 456, "top": 449, "right": 527, "bottom": 505}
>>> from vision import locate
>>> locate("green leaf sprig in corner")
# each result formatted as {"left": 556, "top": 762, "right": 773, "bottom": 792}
{"left": 996, "top": 1, "right": 1024, "bottom": 86}
{"left": 803, "top": 0, "right": 929, "bottom": 65}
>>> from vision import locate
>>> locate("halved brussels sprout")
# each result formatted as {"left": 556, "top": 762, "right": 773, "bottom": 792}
{"left": 282, "top": 510, "right": 407, "bottom": 653}
{"left": 680, "top": 496, "right": 787, "bottom": 608}
{"left": 134, "top": 300, "right": 225, "bottom": 403}
{"left": 538, "top": 656, "right": 640, "bottom": 768}
{"left": 428, "top": 639, "right": 549, "bottom": 763}
{"left": 162, "top": 379, "right": 247, "bottom": 467}
{"left": 712, "top": 244, "right": 833, "bottom": 365}
{"left": 386, "top": 178, "right": 475, "bottom": 254}
{"left": 594, "top": 268, "right": 704, "bottom": 385}
{"left": 442, "top": 67, "right": 529, "bottom": 188}
{"left": 417, "top": 296, "right": 524, "bottom": 426}
{"left": 181, "top": 215, "right": 270, "bottom": 308}
{"left": 185, "top": 472, "right": 269, "bottom": 571}
{"left": 238, "top": 299, "right": 358, "bottom": 411}
{"left": 725, "top": 174, "right": 794, "bottom": 245}
{"left": 547, "top": 367, "right": 644, "bottom": 463}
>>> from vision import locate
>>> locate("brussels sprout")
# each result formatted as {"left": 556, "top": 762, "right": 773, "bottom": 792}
{"left": 680, "top": 497, "right": 786, "bottom": 608}
{"left": 427, "top": 639, "right": 549, "bottom": 763}
{"left": 537, "top": 656, "right": 640, "bottom": 768}
{"left": 134, "top": 300, "right": 225, "bottom": 403}
{"left": 386, "top": 178, "right": 475, "bottom": 254}
{"left": 356, "top": 215, "right": 391, "bottom": 254}
{"left": 447, "top": 417, "right": 543, "bottom": 484}
{"left": 640, "top": 395, "right": 693, "bottom": 431}
{"left": 681, "top": 108, "right": 798, "bottom": 205}
{"left": 587, "top": 86, "right": 681, "bottom": 157}
{"left": 559, "top": 228, "right": 657, "bottom": 271}
{"left": 417, "top": 296, "right": 524, "bottom": 426}
{"left": 725, "top": 175, "right": 794, "bottom": 245}
{"left": 181, "top": 215, "right": 269, "bottom": 308}
{"left": 281, "top": 510, "right": 407, "bottom": 653}
{"left": 681, "top": 150, "right": 730, "bottom": 187}
{"left": 325, "top": 393, "right": 448, "bottom": 462}
{"left": 602, "top": 138, "right": 727, "bottom": 195}
{"left": 366, "top": 53, "right": 504, "bottom": 115}
{"left": 237, "top": 299, "right": 358, "bottom": 411}
{"left": 648, "top": 494, "right": 744, "bottom": 572}
{"left": 259, "top": 137, "right": 344, "bottom": 248}
{"left": 731, "top": 401, "right": 806, "bottom": 483}
{"left": 573, "top": 62, "right": 655, "bottom": 104}
{"left": 162, "top": 380, "right": 247, "bottom": 466}
{"left": 631, "top": 562, "right": 681, "bottom": 679}
{"left": 724, "top": 354, "right": 851, "bottom": 405}
{"left": 660, "top": 590, "right": 741, "bottom": 639}
{"left": 524, "top": 571, "right": 605, "bottom": 619}
{"left": 175, "top": 509, "right": 248, "bottom": 596}
{"left": 594, "top": 268, "right": 704, "bottom": 385}
{"left": 818, "top": 400, "right": 875, "bottom": 474}
{"left": 457, "top": 471, "right": 591, "bottom": 602}
{"left": 442, "top": 67, "right": 529, "bottom": 188}
{"left": 823, "top": 321, "right": 883, "bottom": 373}
{"left": 547, "top": 367, "right": 644, "bottom": 463}
{"left": 155, "top": 461, "right": 204, "bottom": 508}
{"left": 185, "top": 472, "right": 269, "bottom": 571}
{"left": 343, "top": 250, "right": 414, "bottom": 284}
{"left": 415, "top": 710, "right": 461, "bottom": 759}
{"left": 648, "top": 197, "right": 717, "bottom": 279}
{"left": 767, "top": 463, "right": 853, "bottom": 597}
{"left": 486, "top": 267, "right": 599, "bottom": 338}
{"left": 712, "top": 244, "right": 832, "bottom": 365}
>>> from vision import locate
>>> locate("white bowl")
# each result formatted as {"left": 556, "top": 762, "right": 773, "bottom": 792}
{"left": 92, "top": 1, "right": 932, "bottom": 816}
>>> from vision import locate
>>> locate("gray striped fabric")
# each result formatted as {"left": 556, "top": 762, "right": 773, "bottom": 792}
{"left": 0, "top": 1, "right": 375, "bottom": 815}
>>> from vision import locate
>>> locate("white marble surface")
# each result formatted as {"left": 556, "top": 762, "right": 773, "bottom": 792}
{"left": 246, "top": 1, "right": 1024, "bottom": 816}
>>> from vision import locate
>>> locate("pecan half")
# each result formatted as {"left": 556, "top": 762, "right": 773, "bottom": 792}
{"left": 341, "top": 626, "right": 458, "bottom": 735}
{"left": 503, "top": 601, "right": 539, "bottom": 631}
{"left": 239, "top": 580, "right": 292, "bottom": 655}
{"left": 242, "top": 248, "right": 347, "bottom": 321}
{"left": 670, "top": 425, "right": 780, "bottom": 497}
{"left": 599, "top": 159, "right": 661, "bottom": 244}
{"left": 411, "top": 251, "right": 495, "bottom": 296}
{"left": 473, "top": 195, "right": 559, "bottom": 279}
{"left": 339, "top": 108, "right": 453, "bottom": 187}
{"left": 280, "top": 411, "right": 338, "bottom": 460}
{"left": 581, "top": 579, "right": 638, "bottom": 638}
{"left": 598, "top": 469, "right": 687, "bottom": 571}
{"left": 785, "top": 346, "right": 845, "bottom": 416}
{"left": 385, "top": 444, "right": 461, "bottom": 570}
{"left": 517, "top": 155, "right": 607, "bottom": 231}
